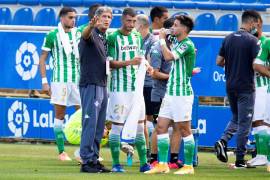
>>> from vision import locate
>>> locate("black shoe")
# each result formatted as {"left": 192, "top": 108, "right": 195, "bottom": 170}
{"left": 215, "top": 140, "right": 228, "bottom": 163}
{"left": 96, "top": 161, "right": 111, "bottom": 173}
{"left": 80, "top": 162, "right": 101, "bottom": 173}
{"left": 235, "top": 160, "right": 247, "bottom": 168}
{"left": 235, "top": 160, "right": 256, "bottom": 169}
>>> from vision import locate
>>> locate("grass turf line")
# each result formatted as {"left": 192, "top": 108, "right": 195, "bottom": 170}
{"left": 0, "top": 143, "right": 269, "bottom": 180}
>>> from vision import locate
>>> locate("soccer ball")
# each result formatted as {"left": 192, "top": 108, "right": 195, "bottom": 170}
{"left": 64, "top": 109, "right": 82, "bottom": 145}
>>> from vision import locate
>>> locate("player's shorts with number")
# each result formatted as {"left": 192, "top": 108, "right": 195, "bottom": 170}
{"left": 158, "top": 94, "right": 193, "bottom": 122}
{"left": 107, "top": 92, "right": 145, "bottom": 123}
{"left": 50, "top": 82, "right": 80, "bottom": 106}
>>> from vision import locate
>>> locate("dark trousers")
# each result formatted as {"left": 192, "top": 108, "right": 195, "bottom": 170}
{"left": 221, "top": 91, "right": 255, "bottom": 161}
{"left": 79, "top": 84, "right": 108, "bottom": 164}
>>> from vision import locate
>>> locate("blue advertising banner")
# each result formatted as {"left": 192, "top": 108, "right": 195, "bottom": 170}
{"left": 0, "top": 31, "right": 227, "bottom": 96}
{"left": 0, "top": 31, "right": 53, "bottom": 90}
{"left": 0, "top": 97, "right": 239, "bottom": 147}
{"left": 0, "top": 97, "right": 76, "bottom": 140}
{"left": 195, "top": 105, "right": 234, "bottom": 147}
{"left": 191, "top": 37, "right": 226, "bottom": 97}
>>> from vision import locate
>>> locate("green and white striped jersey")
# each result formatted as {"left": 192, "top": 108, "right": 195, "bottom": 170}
{"left": 77, "top": 23, "right": 88, "bottom": 33}
{"left": 255, "top": 36, "right": 270, "bottom": 88}
{"left": 167, "top": 37, "right": 195, "bottom": 96}
{"left": 42, "top": 28, "right": 80, "bottom": 83}
{"left": 107, "top": 30, "right": 143, "bottom": 92}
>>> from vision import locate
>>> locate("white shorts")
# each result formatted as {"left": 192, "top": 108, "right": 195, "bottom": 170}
{"left": 107, "top": 92, "right": 145, "bottom": 123}
{"left": 253, "top": 86, "right": 268, "bottom": 122}
{"left": 50, "top": 82, "right": 81, "bottom": 107}
{"left": 158, "top": 94, "right": 194, "bottom": 122}
{"left": 265, "top": 92, "right": 270, "bottom": 124}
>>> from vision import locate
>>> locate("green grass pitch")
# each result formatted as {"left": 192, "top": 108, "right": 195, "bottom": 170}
{"left": 0, "top": 143, "right": 269, "bottom": 180}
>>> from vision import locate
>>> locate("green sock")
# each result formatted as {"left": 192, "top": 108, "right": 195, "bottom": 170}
{"left": 54, "top": 127, "right": 65, "bottom": 154}
{"left": 254, "top": 133, "right": 260, "bottom": 154}
{"left": 135, "top": 134, "right": 147, "bottom": 166}
{"left": 109, "top": 134, "right": 120, "bottom": 166}
{"left": 257, "top": 130, "right": 269, "bottom": 155}
{"left": 157, "top": 134, "right": 169, "bottom": 163}
{"left": 183, "top": 135, "right": 195, "bottom": 166}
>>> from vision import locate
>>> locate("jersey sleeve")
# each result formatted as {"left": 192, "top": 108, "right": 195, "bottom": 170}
{"left": 150, "top": 45, "right": 162, "bottom": 70}
{"left": 41, "top": 31, "right": 54, "bottom": 52}
{"left": 172, "top": 41, "right": 193, "bottom": 60}
{"left": 107, "top": 33, "right": 116, "bottom": 61}
{"left": 255, "top": 38, "right": 270, "bottom": 65}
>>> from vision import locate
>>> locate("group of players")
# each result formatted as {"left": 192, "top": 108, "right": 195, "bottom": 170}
{"left": 39, "top": 3, "right": 270, "bottom": 175}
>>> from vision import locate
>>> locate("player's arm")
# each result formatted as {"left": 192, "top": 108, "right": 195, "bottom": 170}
{"left": 252, "top": 37, "right": 270, "bottom": 77}
{"left": 216, "top": 56, "right": 225, "bottom": 67}
{"left": 149, "top": 46, "right": 169, "bottom": 80}
{"left": 151, "top": 69, "right": 169, "bottom": 80}
{"left": 108, "top": 33, "right": 142, "bottom": 69}
{"left": 39, "top": 50, "right": 49, "bottom": 79}
{"left": 82, "top": 16, "right": 98, "bottom": 40}
{"left": 216, "top": 39, "right": 226, "bottom": 67}
{"left": 159, "top": 28, "right": 175, "bottom": 61}
{"left": 39, "top": 50, "right": 50, "bottom": 95}
{"left": 39, "top": 32, "right": 53, "bottom": 95}
{"left": 253, "top": 63, "right": 270, "bottom": 78}
{"left": 110, "top": 57, "right": 142, "bottom": 69}
{"left": 253, "top": 48, "right": 270, "bottom": 78}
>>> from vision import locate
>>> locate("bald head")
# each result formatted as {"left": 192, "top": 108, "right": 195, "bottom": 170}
{"left": 136, "top": 14, "right": 150, "bottom": 28}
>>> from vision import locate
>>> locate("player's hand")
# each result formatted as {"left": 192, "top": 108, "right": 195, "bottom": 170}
{"left": 192, "top": 67, "right": 201, "bottom": 76}
{"left": 89, "top": 16, "right": 101, "bottom": 28}
{"left": 159, "top": 28, "right": 166, "bottom": 40}
{"left": 42, "top": 83, "right": 51, "bottom": 96}
{"left": 147, "top": 65, "right": 154, "bottom": 76}
{"left": 130, "top": 57, "right": 142, "bottom": 65}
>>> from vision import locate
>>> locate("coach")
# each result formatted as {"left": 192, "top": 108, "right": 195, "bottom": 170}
{"left": 78, "top": 6, "right": 112, "bottom": 173}
{"left": 215, "top": 10, "right": 261, "bottom": 168}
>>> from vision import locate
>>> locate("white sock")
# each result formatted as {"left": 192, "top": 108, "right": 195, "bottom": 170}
{"left": 54, "top": 118, "right": 64, "bottom": 128}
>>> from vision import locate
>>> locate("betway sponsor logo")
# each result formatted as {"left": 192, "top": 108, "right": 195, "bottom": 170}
{"left": 120, "top": 45, "right": 138, "bottom": 51}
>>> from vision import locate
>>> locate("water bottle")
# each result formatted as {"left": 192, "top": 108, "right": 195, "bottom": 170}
{"left": 127, "top": 152, "right": 133, "bottom": 166}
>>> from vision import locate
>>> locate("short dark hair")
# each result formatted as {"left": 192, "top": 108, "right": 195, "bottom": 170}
{"left": 122, "top": 7, "right": 136, "bottom": 17}
{"left": 242, "top": 10, "right": 260, "bottom": 24}
{"left": 175, "top": 15, "right": 194, "bottom": 33}
{"left": 88, "top": 3, "right": 102, "bottom": 20}
{"left": 163, "top": 17, "right": 175, "bottom": 29}
{"left": 150, "top": 6, "right": 168, "bottom": 22}
{"left": 59, "top": 7, "right": 76, "bottom": 17}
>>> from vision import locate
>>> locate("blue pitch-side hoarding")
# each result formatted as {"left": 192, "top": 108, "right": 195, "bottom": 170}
{"left": 0, "top": 97, "right": 76, "bottom": 140}
{"left": 0, "top": 31, "right": 226, "bottom": 96}
{"left": 0, "top": 32, "right": 52, "bottom": 90}
{"left": 0, "top": 97, "right": 235, "bottom": 147}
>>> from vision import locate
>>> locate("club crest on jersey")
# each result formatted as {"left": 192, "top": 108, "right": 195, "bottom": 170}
{"left": 178, "top": 44, "right": 188, "bottom": 54}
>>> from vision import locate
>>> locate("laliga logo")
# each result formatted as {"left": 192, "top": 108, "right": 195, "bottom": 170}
{"left": 15, "top": 41, "right": 39, "bottom": 81}
{"left": 8, "top": 101, "right": 30, "bottom": 137}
